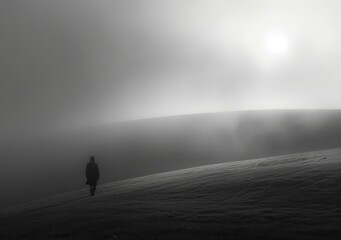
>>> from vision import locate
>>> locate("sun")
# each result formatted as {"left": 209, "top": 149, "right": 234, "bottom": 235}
{"left": 265, "top": 32, "right": 289, "bottom": 55}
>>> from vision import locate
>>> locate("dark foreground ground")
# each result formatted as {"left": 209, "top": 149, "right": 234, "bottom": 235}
{"left": 1, "top": 149, "right": 340, "bottom": 239}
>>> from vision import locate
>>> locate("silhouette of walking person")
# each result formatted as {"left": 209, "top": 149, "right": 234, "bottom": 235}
{"left": 86, "top": 156, "right": 99, "bottom": 196}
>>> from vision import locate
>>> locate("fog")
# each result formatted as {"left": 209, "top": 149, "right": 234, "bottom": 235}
{"left": 1, "top": 1, "right": 341, "bottom": 209}
{"left": 2, "top": 4, "right": 341, "bottom": 240}
{"left": 1, "top": 110, "right": 341, "bottom": 208}
{"left": 1, "top": 1, "right": 341, "bottom": 139}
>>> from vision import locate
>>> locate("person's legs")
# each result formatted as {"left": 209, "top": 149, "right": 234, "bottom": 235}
{"left": 91, "top": 185, "right": 97, "bottom": 196}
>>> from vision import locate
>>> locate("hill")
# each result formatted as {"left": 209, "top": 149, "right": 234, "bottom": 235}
{"left": 1, "top": 149, "right": 340, "bottom": 239}
{"left": 2, "top": 109, "right": 341, "bottom": 207}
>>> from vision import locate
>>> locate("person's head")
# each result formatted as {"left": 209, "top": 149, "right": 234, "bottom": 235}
{"left": 90, "top": 156, "right": 95, "bottom": 163}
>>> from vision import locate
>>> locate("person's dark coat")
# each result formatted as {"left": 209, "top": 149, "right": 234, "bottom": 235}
{"left": 86, "top": 162, "right": 99, "bottom": 186}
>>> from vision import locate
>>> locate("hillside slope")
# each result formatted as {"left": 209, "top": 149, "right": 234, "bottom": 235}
{"left": 1, "top": 149, "right": 340, "bottom": 240}
{"left": 3, "top": 109, "right": 341, "bottom": 208}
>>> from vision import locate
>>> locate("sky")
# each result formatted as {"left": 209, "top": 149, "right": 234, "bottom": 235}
{"left": 1, "top": 0, "right": 341, "bottom": 138}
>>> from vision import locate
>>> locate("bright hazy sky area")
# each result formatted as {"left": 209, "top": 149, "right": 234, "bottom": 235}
{"left": 1, "top": 0, "right": 341, "bottom": 137}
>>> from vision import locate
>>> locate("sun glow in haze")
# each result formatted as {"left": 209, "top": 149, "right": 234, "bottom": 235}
{"left": 265, "top": 32, "right": 289, "bottom": 55}
{"left": 2, "top": 1, "right": 341, "bottom": 132}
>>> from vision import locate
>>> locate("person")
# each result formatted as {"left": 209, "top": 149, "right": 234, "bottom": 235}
{"left": 86, "top": 156, "right": 99, "bottom": 196}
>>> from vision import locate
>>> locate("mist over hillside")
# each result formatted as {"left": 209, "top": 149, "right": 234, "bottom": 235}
{"left": 1, "top": 110, "right": 341, "bottom": 208}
